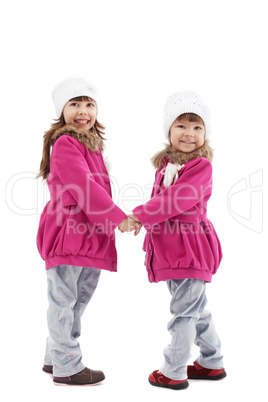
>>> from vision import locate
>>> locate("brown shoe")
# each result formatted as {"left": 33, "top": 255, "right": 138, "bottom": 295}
{"left": 53, "top": 367, "right": 105, "bottom": 386}
{"left": 42, "top": 365, "right": 53, "bottom": 376}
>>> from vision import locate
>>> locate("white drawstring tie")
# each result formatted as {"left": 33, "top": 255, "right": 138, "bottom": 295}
{"left": 161, "top": 163, "right": 185, "bottom": 188}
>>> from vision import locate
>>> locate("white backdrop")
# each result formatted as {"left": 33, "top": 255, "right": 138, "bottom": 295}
{"left": 1, "top": 0, "right": 267, "bottom": 401}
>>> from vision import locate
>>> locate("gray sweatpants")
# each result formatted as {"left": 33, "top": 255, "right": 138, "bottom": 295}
{"left": 43, "top": 265, "right": 101, "bottom": 377}
{"left": 160, "top": 278, "right": 224, "bottom": 381}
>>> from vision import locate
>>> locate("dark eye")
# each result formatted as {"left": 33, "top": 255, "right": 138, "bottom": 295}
{"left": 87, "top": 103, "right": 95, "bottom": 107}
{"left": 70, "top": 102, "right": 78, "bottom": 107}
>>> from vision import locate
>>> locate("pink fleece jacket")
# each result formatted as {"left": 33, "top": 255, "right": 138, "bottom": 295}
{"left": 37, "top": 134, "right": 127, "bottom": 271}
{"left": 133, "top": 157, "right": 222, "bottom": 283}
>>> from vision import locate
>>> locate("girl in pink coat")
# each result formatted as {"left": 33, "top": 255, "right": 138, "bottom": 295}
{"left": 36, "top": 77, "right": 140, "bottom": 386}
{"left": 131, "top": 91, "right": 227, "bottom": 390}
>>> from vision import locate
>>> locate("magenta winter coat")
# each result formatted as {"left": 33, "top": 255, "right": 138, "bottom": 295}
{"left": 133, "top": 147, "right": 222, "bottom": 283}
{"left": 37, "top": 126, "right": 127, "bottom": 271}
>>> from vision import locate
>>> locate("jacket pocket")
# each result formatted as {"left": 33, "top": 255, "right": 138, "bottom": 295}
{"left": 146, "top": 242, "right": 155, "bottom": 283}
{"left": 61, "top": 192, "right": 77, "bottom": 207}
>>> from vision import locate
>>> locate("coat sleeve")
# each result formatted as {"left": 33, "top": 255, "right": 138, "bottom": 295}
{"left": 52, "top": 135, "right": 127, "bottom": 236}
{"left": 132, "top": 158, "right": 212, "bottom": 229}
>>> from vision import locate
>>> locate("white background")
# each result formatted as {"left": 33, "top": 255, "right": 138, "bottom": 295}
{"left": 1, "top": 0, "right": 267, "bottom": 400}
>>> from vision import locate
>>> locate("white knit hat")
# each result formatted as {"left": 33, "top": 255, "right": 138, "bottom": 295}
{"left": 163, "top": 91, "right": 211, "bottom": 139}
{"left": 52, "top": 76, "right": 100, "bottom": 118}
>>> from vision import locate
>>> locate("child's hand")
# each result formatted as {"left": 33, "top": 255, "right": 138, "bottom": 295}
{"left": 128, "top": 214, "right": 141, "bottom": 224}
{"left": 118, "top": 216, "right": 141, "bottom": 235}
{"left": 128, "top": 214, "right": 142, "bottom": 236}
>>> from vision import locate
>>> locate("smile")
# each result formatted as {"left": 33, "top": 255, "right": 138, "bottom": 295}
{"left": 180, "top": 140, "right": 195, "bottom": 144}
{"left": 74, "top": 119, "right": 89, "bottom": 124}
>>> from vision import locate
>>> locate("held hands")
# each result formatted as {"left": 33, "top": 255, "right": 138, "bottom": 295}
{"left": 118, "top": 214, "right": 142, "bottom": 236}
{"left": 128, "top": 214, "right": 142, "bottom": 236}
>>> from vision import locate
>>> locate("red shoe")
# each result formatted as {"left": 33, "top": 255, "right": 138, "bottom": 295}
{"left": 187, "top": 361, "right": 227, "bottom": 380}
{"left": 148, "top": 370, "right": 189, "bottom": 390}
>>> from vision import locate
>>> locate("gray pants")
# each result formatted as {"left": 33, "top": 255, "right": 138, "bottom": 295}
{"left": 160, "top": 278, "right": 224, "bottom": 381}
{"left": 44, "top": 265, "right": 101, "bottom": 377}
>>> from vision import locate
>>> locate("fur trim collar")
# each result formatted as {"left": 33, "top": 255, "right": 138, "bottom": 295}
{"left": 151, "top": 140, "right": 213, "bottom": 170}
{"left": 51, "top": 124, "right": 104, "bottom": 152}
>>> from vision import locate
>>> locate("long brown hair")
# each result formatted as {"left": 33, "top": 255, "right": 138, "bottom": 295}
{"left": 36, "top": 96, "right": 105, "bottom": 182}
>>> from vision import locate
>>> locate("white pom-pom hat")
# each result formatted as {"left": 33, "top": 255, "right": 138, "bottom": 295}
{"left": 52, "top": 76, "right": 100, "bottom": 118}
{"left": 163, "top": 91, "right": 211, "bottom": 139}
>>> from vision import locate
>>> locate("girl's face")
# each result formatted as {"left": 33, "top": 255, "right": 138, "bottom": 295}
{"left": 169, "top": 116, "right": 205, "bottom": 152}
{"left": 63, "top": 98, "right": 97, "bottom": 130}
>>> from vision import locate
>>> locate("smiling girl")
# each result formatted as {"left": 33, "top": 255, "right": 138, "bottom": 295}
{"left": 170, "top": 114, "right": 205, "bottom": 151}
{"left": 131, "top": 91, "right": 226, "bottom": 390}
{"left": 36, "top": 77, "right": 140, "bottom": 386}
{"left": 64, "top": 98, "right": 97, "bottom": 129}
